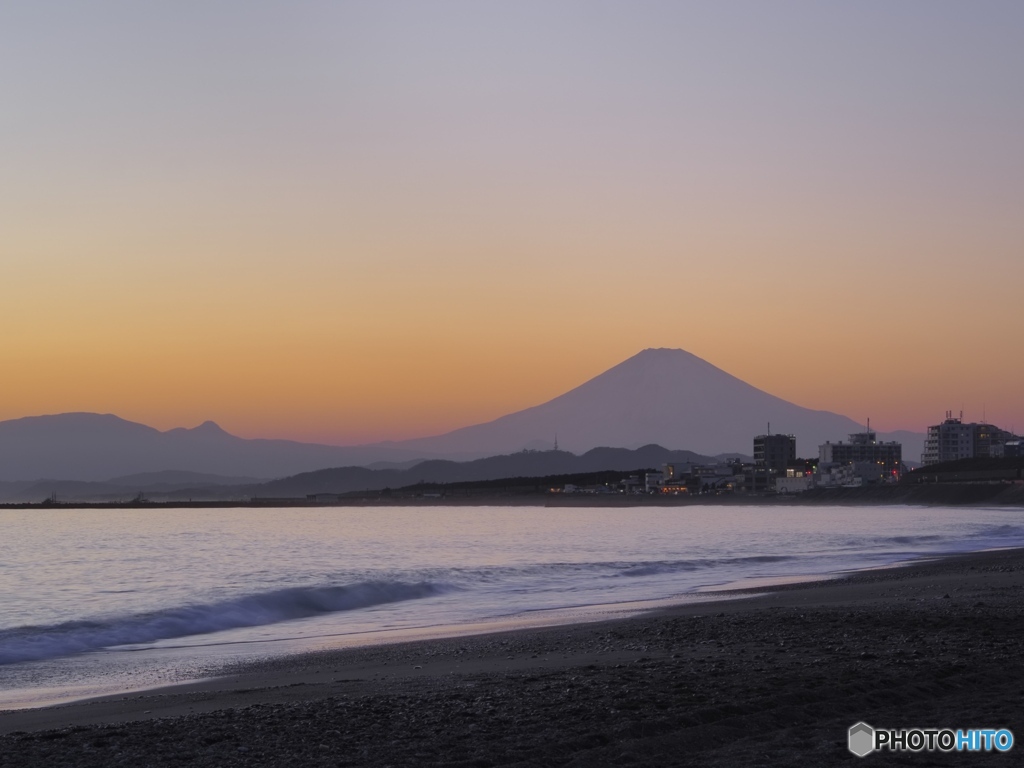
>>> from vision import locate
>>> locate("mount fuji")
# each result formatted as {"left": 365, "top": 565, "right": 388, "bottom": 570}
{"left": 0, "top": 348, "right": 923, "bottom": 483}
{"left": 380, "top": 348, "right": 921, "bottom": 460}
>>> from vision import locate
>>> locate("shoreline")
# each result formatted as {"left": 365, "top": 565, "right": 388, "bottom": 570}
{"left": 0, "top": 547, "right": 964, "bottom": 716}
{"left": 3, "top": 546, "right": 1024, "bottom": 764}
{"left": 0, "top": 589, "right": 760, "bottom": 716}
{"left": 4, "top": 480, "right": 1024, "bottom": 510}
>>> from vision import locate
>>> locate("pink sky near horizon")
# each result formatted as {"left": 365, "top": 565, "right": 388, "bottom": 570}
{"left": 2, "top": 2, "right": 1023, "bottom": 445}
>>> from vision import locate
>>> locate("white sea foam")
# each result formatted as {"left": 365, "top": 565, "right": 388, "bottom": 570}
{"left": 0, "top": 581, "right": 448, "bottom": 664}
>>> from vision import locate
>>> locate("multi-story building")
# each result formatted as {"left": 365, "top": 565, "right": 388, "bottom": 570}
{"left": 921, "top": 413, "right": 1017, "bottom": 465}
{"left": 992, "top": 441, "right": 1023, "bottom": 459}
{"left": 753, "top": 433, "right": 796, "bottom": 473}
{"left": 819, "top": 429, "right": 902, "bottom": 482}
{"left": 661, "top": 463, "right": 691, "bottom": 483}
{"left": 974, "top": 422, "right": 1017, "bottom": 458}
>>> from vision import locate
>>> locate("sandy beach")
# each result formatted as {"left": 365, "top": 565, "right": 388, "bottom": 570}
{"left": 2, "top": 548, "right": 1023, "bottom": 766}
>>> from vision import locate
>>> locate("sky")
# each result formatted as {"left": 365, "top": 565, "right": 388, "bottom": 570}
{"left": 2, "top": 1, "right": 1023, "bottom": 444}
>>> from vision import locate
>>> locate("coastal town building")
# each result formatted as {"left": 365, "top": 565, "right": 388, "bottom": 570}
{"left": 992, "top": 440, "right": 1023, "bottom": 458}
{"left": 753, "top": 433, "right": 796, "bottom": 473}
{"left": 739, "top": 432, "right": 795, "bottom": 494}
{"left": 618, "top": 475, "right": 643, "bottom": 494}
{"left": 921, "top": 413, "right": 1018, "bottom": 465}
{"left": 661, "top": 463, "right": 690, "bottom": 484}
{"left": 815, "top": 462, "right": 860, "bottom": 488}
{"left": 776, "top": 467, "right": 814, "bottom": 493}
{"left": 644, "top": 471, "right": 665, "bottom": 493}
{"left": 739, "top": 466, "right": 774, "bottom": 493}
{"left": 819, "top": 426, "right": 902, "bottom": 483}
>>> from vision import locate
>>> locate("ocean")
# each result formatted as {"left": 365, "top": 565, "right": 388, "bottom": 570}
{"left": 2, "top": 503, "right": 1023, "bottom": 709}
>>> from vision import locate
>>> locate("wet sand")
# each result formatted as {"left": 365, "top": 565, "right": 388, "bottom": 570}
{"left": 2, "top": 548, "right": 1024, "bottom": 766}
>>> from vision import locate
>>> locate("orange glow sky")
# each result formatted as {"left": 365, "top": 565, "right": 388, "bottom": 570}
{"left": 2, "top": 2, "right": 1023, "bottom": 444}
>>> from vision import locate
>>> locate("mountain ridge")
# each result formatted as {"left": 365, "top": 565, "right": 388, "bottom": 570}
{"left": 0, "top": 413, "right": 449, "bottom": 482}
{"left": 378, "top": 348, "right": 921, "bottom": 459}
{"left": 0, "top": 348, "right": 925, "bottom": 481}
{"left": 0, "top": 444, "right": 722, "bottom": 503}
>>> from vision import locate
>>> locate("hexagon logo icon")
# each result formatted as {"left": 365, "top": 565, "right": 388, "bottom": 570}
{"left": 849, "top": 722, "right": 875, "bottom": 757}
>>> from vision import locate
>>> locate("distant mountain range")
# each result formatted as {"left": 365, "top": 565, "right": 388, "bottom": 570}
{"left": 0, "top": 348, "right": 924, "bottom": 485}
{"left": 249, "top": 445, "right": 718, "bottom": 499}
{"left": 0, "top": 445, "right": 724, "bottom": 503}
{"left": 0, "top": 413, "right": 441, "bottom": 482}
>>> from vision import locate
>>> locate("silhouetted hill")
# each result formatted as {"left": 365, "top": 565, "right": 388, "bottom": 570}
{"left": 0, "top": 445, "right": 720, "bottom": 502}
{"left": 250, "top": 445, "right": 713, "bottom": 498}
{"left": 0, "top": 413, "right": 446, "bottom": 482}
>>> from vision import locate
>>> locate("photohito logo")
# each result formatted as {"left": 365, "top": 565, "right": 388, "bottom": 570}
{"left": 848, "top": 722, "right": 1013, "bottom": 756}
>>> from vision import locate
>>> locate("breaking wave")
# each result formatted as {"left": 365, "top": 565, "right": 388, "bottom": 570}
{"left": 0, "top": 581, "right": 448, "bottom": 665}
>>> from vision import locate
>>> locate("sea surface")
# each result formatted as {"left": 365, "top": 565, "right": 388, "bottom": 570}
{"left": 2, "top": 503, "right": 1023, "bottom": 709}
